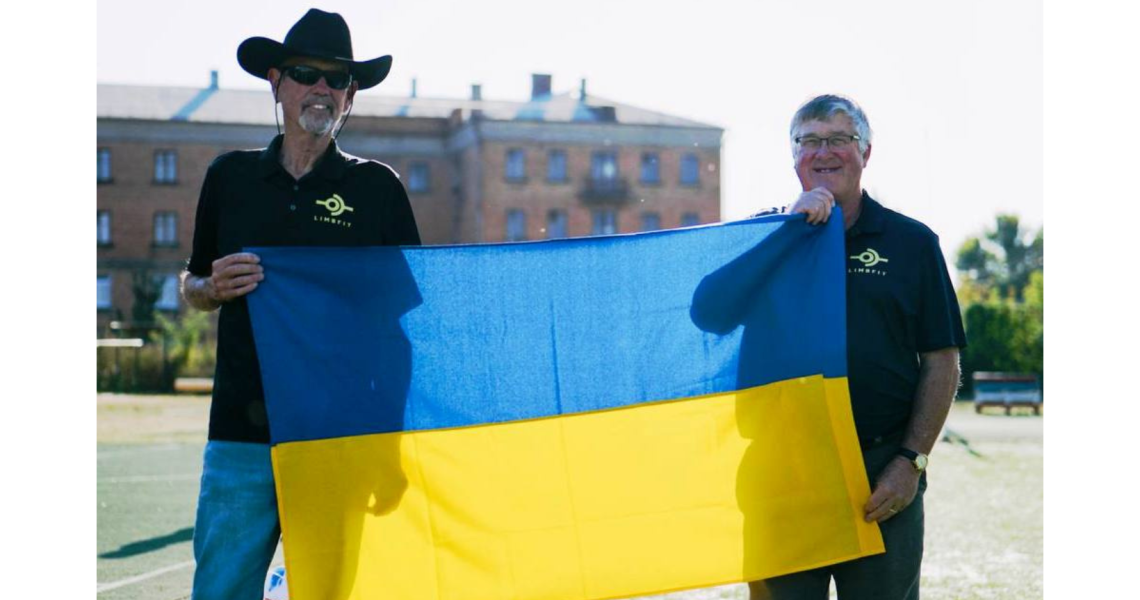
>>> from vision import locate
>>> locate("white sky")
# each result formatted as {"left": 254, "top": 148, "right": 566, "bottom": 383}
{"left": 97, "top": 0, "right": 1043, "bottom": 260}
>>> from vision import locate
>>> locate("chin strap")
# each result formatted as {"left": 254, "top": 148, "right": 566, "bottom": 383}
{"left": 332, "top": 101, "right": 354, "bottom": 140}
{"left": 273, "top": 77, "right": 283, "bottom": 137}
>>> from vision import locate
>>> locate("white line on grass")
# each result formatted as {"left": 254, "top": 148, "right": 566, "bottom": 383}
{"left": 99, "top": 473, "right": 200, "bottom": 483}
{"left": 96, "top": 560, "right": 194, "bottom": 593}
{"left": 97, "top": 444, "right": 188, "bottom": 459}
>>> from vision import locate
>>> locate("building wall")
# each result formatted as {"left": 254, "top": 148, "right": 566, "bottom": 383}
{"left": 97, "top": 139, "right": 233, "bottom": 331}
{"left": 478, "top": 141, "right": 720, "bottom": 242}
{"left": 630, "top": 145, "right": 722, "bottom": 228}
{"left": 455, "top": 143, "right": 485, "bottom": 243}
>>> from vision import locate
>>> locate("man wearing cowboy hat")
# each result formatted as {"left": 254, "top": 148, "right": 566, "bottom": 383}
{"left": 180, "top": 9, "right": 420, "bottom": 598}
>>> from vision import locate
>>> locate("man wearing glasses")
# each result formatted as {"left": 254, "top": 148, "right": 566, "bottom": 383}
{"left": 749, "top": 95, "right": 965, "bottom": 600}
{"left": 180, "top": 9, "right": 420, "bottom": 598}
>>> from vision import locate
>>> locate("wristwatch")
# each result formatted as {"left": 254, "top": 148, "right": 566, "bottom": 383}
{"left": 896, "top": 447, "right": 929, "bottom": 472}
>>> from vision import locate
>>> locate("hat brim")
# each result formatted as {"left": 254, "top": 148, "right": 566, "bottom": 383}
{"left": 237, "top": 37, "right": 392, "bottom": 90}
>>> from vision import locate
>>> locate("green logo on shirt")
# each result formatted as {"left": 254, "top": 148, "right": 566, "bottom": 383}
{"left": 850, "top": 248, "right": 889, "bottom": 268}
{"left": 316, "top": 194, "right": 354, "bottom": 217}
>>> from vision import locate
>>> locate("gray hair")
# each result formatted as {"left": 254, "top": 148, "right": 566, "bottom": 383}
{"left": 789, "top": 94, "right": 872, "bottom": 154}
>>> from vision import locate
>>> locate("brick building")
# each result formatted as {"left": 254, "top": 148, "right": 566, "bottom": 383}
{"left": 96, "top": 73, "right": 723, "bottom": 330}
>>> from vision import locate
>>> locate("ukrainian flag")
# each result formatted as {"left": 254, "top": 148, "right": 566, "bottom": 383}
{"left": 247, "top": 212, "right": 883, "bottom": 600}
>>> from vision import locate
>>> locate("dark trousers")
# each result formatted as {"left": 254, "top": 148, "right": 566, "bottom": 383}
{"left": 749, "top": 444, "right": 927, "bottom": 600}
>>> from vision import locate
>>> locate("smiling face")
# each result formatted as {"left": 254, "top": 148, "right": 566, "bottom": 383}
{"left": 268, "top": 57, "right": 357, "bottom": 137}
{"left": 793, "top": 113, "right": 872, "bottom": 203}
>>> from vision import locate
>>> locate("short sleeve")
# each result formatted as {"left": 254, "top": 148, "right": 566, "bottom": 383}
{"left": 186, "top": 160, "right": 222, "bottom": 276}
{"left": 917, "top": 233, "right": 967, "bottom": 352}
{"left": 385, "top": 174, "right": 422, "bottom": 247}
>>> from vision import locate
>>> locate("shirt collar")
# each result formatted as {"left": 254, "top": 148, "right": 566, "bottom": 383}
{"left": 847, "top": 190, "right": 886, "bottom": 237}
{"left": 256, "top": 134, "right": 349, "bottom": 182}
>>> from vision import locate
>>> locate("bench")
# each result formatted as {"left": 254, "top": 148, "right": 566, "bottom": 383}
{"left": 973, "top": 372, "right": 1042, "bottom": 415}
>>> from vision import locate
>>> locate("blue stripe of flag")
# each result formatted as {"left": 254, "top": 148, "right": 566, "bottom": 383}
{"left": 248, "top": 212, "right": 847, "bottom": 445}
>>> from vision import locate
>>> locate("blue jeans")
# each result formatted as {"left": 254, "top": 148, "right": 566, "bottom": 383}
{"left": 191, "top": 441, "right": 281, "bottom": 600}
{"left": 749, "top": 443, "right": 927, "bottom": 600}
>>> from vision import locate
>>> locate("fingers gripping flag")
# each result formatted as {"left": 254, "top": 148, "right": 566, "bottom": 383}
{"left": 247, "top": 212, "right": 883, "bottom": 600}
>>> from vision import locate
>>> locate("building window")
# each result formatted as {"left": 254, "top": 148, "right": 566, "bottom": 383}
{"left": 97, "top": 211, "right": 112, "bottom": 246}
{"left": 98, "top": 148, "right": 112, "bottom": 183}
{"left": 547, "top": 150, "right": 567, "bottom": 182}
{"left": 408, "top": 162, "right": 430, "bottom": 193}
{"left": 155, "top": 274, "right": 181, "bottom": 311}
{"left": 546, "top": 210, "right": 568, "bottom": 239}
{"left": 592, "top": 209, "right": 618, "bottom": 236}
{"left": 641, "top": 212, "right": 661, "bottom": 232}
{"left": 505, "top": 149, "right": 526, "bottom": 181}
{"left": 154, "top": 150, "right": 178, "bottom": 184}
{"left": 591, "top": 151, "right": 618, "bottom": 183}
{"left": 680, "top": 154, "right": 700, "bottom": 185}
{"left": 681, "top": 212, "right": 701, "bottom": 227}
{"left": 506, "top": 209, "right": 527, "bottom": 241}
{"left": 154, "top": 211, "right": 178, "bottom": 246}
{"left": 97, "top": 276, "right": 112, "bottom": 310}
{"left": 640, "top": 153, "right": 660, "bottom": 184}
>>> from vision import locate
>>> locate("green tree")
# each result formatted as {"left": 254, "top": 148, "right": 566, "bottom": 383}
{"left": 956, "top": 214, "right": 1042, "bottom": 301}
{"left": 955, "top": 216, "right": 1043, "bottom": 393}
{"left": 1022, "top": 270, "right": 1044, "bottom": 373}
{"left": 130, "top": 269, "right": 164, "bottom": 327}
{"left": 961, "top": 302, "right": 1023, "bottom": 373}
{"left": 960, "top": 298, "right": 1042, "bottom": 374}
{"left": 151, "top": 311, "right": 215, "bottom": 390}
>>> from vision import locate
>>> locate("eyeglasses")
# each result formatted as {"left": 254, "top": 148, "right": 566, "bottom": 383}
{"left": 794, "top": 134, "right": 861, "bottom": 151}
{"left": 282, "top": 65, "right": 353, "bottom": 90}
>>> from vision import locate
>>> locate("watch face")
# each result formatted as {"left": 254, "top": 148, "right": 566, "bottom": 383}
{"left": 915, "top": 454, "right": 929, "bottom": 470}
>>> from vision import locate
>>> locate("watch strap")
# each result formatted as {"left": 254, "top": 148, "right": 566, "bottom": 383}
{"left": 896, "top": 447, "right": 928, "bottom": 472}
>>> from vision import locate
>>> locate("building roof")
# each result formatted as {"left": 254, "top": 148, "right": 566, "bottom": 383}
{"left": 96, "top": 83, "right": 722, "bottom": 131}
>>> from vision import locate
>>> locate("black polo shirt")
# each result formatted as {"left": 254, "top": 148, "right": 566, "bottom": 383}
{"left": 751, "top": 192, "right": 966, "bottom": 443}
{"left": 844, "top": 192, "right": 966, "bottom": 444}
{"left": 187, "top": 135, "right": 421, "bottom": 444}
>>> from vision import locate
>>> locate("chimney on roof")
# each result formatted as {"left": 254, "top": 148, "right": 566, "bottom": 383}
{"left": 411, "top": 78, "right": 418, "bottom": 99}
{"left": 531, "top": 74, "right": 552, "bottom": 100}
{"left": 209, "top": 70, "right": 218, "bottom": 90}
{"left": 579, "top": 78, "right": 587, "bottom": 100}
{"left": 471, "top": 84, "right": 482, "bottom": 101}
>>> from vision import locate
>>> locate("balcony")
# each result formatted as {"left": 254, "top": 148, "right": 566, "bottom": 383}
{"left": 578, "top": 177, "right": 631, "bottom": 204}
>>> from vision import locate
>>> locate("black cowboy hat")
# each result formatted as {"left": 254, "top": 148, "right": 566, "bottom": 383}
{"left": 237, "top": 9, "right": 392, "bottom": 90}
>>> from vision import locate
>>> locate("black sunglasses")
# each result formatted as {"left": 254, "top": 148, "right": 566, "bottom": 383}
{"left": 282, "top": 65, "right": 353, "bottom": 90}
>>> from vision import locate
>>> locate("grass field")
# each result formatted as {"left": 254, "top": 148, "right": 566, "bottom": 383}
{"left": 96, "top": 396, "right": 1042, "bottom": 599}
